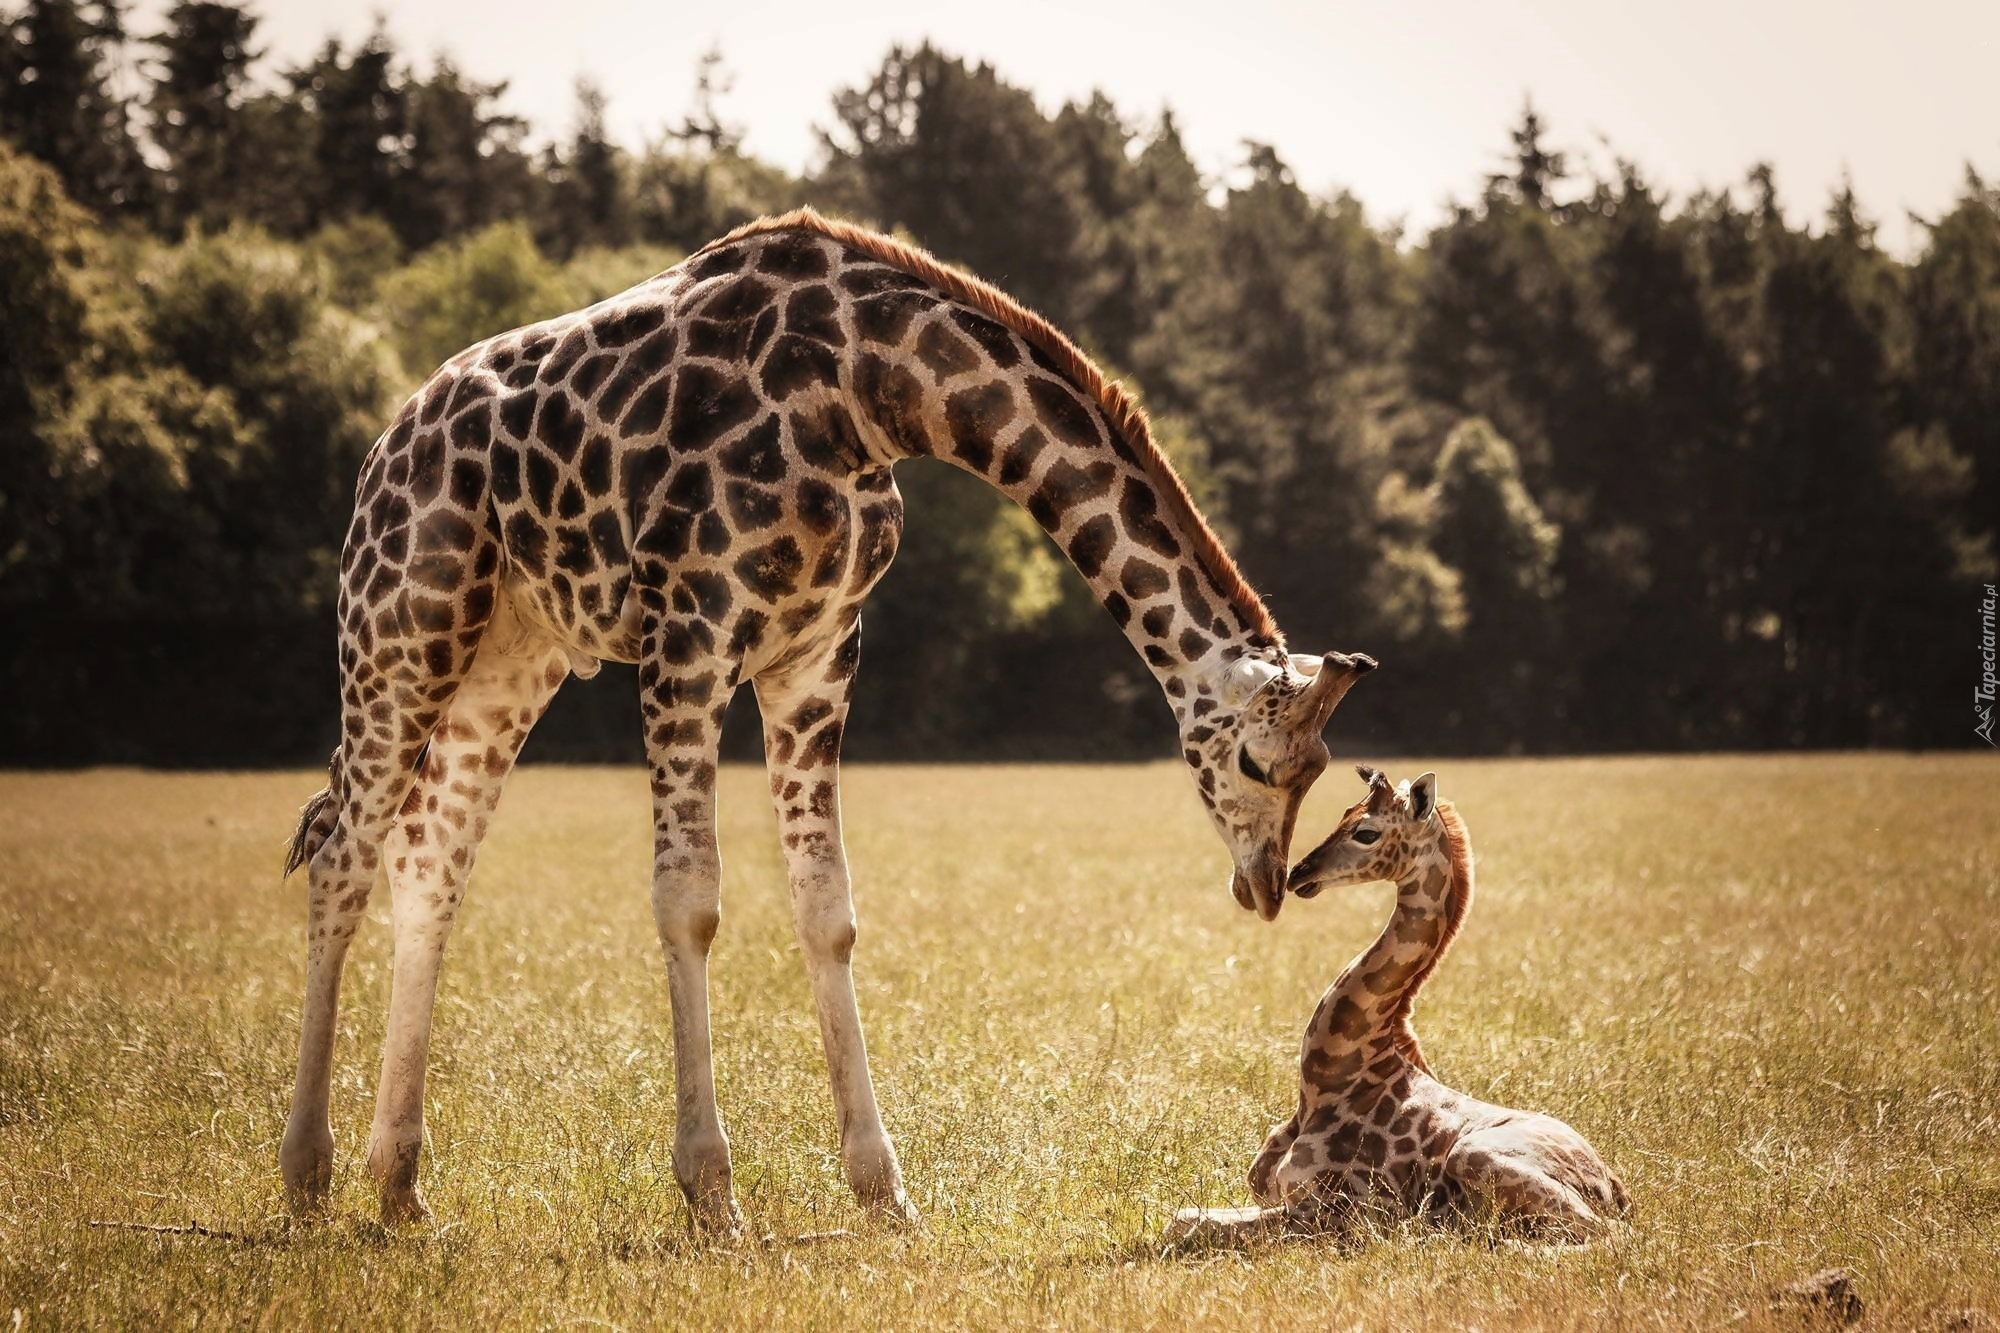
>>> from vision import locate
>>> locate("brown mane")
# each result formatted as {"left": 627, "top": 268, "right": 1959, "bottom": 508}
{"left": 702, "top": 207, "right": 1280, "bottom": 645}
{"left": 1390, "top": 799, "right": 1474, "bottom": 1070}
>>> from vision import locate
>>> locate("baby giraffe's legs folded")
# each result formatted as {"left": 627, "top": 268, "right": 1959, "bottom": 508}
{"left": 1162, "top": 1205, "right": 1290, "bottom": 1251}
{"left": 1162, "top": 1199, "right": 1353, "bottom": 1252}
{"left": 1246, "top": 1107, "right": 1300, "bottom": 1204}
{"left": 1442, "top": 1129, "right": 1623, "bottom": 1241}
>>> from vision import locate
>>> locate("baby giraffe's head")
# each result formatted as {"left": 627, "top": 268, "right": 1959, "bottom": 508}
{"left": 1288, "top": 765, "right": 1442, "bottom": 899}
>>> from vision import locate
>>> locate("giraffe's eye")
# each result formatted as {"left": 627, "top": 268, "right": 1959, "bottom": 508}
{"left": 1353, "top": 827, "right": 1382, "bottom": 845}
{"left": 1236, "top": 747, "right": 1272, "bottom": 786}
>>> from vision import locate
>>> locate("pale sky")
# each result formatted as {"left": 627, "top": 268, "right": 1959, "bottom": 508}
{"left": 170, "top": 0, "right": 2000, "bottom": 255}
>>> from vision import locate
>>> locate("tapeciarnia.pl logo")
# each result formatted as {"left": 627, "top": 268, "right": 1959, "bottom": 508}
{"left": 1978, "top": 583, "right": 1997, "bottom": 746}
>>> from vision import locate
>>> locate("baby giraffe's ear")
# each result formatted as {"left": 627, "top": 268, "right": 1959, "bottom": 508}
{"left": 1408, "top": 772, "right": 1438, "bottom": 822}
{"left": 1360, "top": 764, "right": 1395, "bottom": 812}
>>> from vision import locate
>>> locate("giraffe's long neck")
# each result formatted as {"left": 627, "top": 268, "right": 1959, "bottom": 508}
{"left": 845, "top": 306, "right": 1276, "bottom": 714}
{"left": 1300, "top": 809, "right": 1474, "bottom": 1090}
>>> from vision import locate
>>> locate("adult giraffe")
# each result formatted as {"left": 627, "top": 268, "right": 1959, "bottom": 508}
{"left": 279, "top": 208, "right": 1376, "bottom": 1231}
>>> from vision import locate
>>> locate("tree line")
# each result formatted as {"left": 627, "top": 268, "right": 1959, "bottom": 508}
{"left": 2, "top": 1, "right": 1993, "bottom": 763}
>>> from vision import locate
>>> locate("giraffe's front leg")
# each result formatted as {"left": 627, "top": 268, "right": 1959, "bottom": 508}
{"left": 1162, "top": 1204, "right": 1293, "bottom": 1251}
{"left": 756, "top": 622, "right": 916, "bottom": 1226}
{"left": 1247, "top": 1103, "right": 1302, "bottom": 1205}
{"left": 639, "top": 625, "right": 742, "bottom": 1235}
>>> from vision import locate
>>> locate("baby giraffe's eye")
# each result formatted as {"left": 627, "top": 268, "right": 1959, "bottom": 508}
{"left": 1352, "top": 827, "right": 1382, "bottom": 845}
{"left": 1236, "top": 747, "right": 1272, "bottom": 786}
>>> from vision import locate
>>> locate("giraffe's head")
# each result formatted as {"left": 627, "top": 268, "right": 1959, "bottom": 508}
{"left": 1187, "top": 650, "right": 1377, "bottom": 921}
{"left": 1288, "top": 766, "right": 1442, "bottom": 899}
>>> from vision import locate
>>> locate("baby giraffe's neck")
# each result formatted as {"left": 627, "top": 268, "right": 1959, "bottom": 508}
{"left": 1299, "top": 807, "right": 1474, "bottom": 1091}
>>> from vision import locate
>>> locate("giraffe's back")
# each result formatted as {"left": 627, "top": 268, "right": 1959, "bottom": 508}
{"left": 340, "top": 225, "right": 915, "bottom": 688}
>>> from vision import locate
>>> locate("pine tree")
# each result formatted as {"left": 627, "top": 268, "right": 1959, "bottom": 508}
{"left": 397, "top": 57, "right": 533, "bottom": 249}
{"left": 1487, "top": 99, "right": 1569, "bottom": 212}
{"left": 285, "top": 23, "right": 407, "bottom": 228}
{"left": 673, "top": 45, "right": 740, "bottom": 155}
{"left": 145, "top": 0, "right": 258, "bottom": 230}
{"left": 820, "top": 43, "right": 1090, "bottom": 325}
{"left": 542, "top": 77, "right": 630, "bottom": 256}
{"left": 0, "top": 0, "right": 148, "bottom": 212}
{"left": 1908, "top": 169, "right": 2000, "bottom": 550}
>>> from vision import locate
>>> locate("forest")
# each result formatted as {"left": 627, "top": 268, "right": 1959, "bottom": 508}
{"left": 3, "top": 0, "right": 1994, "bottom": 762}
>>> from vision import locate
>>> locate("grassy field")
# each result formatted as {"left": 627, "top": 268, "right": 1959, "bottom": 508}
{"left": 1, "top": 755, "right": 1995, "bottom": 1329}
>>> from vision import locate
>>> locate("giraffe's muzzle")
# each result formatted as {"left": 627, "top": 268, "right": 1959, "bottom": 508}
{"left": 1232, "top": 851, "right": 1287, "bottom": 921}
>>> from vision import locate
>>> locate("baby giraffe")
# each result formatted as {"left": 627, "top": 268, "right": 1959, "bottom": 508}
{"left": 1168, "top": 766, "right": 1627, "bottom": 1248}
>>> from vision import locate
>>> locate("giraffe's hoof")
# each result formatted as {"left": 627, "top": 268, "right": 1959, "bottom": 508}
{"left": 378, "top": 1185, "right": 434, "bottom": 1227}
{"left": 844, "top": 1136, "right": 917, "bottom": 1227}
{"left": 365, "top": 1138, "right": 432, "bottom": 1225}
{"left": 279, "top": 1125, "right": 335, "bottom": 1217}
{"left": 865, "top": 1188, "right": 923, "bottom": 1230}
{"left": 686, "top": 1196, "right": 746, "bottom": 1239}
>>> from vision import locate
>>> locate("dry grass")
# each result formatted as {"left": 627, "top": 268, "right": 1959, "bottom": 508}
{"left": 1, "top": 755, "right": 1995, "bottom": 1329}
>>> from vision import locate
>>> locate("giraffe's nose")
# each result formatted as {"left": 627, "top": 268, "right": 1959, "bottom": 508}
{"left": 1229, "top": 868, "right": 1255, "bottom": 912}
{"left": 1233, "top": 851, "right": 1285, "bottom": 921}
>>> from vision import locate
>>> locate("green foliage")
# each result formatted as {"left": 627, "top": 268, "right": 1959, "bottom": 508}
{"left": 540, "top": 78, "right": 630, "bottom": 257}
{"left": 1908, "top": 170, "right": 2000, "bottom": 543}
{"left": 373, "top": 224, "right": 682, "bottom": 389}
{"left": 629, "top": 141, "right": 798, "bottom": 253}
{"left": 396, "top": 57, "right": 534, "bottom": 251}
{"left": 41, "top": 366, "right": 241, "bottom": 608}
{"left": 0, "top": 18, "right": 1993, "bottom": 755}
{"left": 374, "top": 220, "right": 571, "bottom": 379}
{"left": 1427, "top": 417, "right": 1560, "bottom": 610}
{"left": 287, "top": 25, "right": 404, "bottom": 228}
{"left": 552, "top": 243, "right": 686, "bottom": 309}
{"left": 1137, "top": 145, "right": 1410, "bottom": 654}
{"left": 616, "top": 49, "right": 798, "bottom": 253}
{"left": 1412, "top": 419, "right": 1561, "bottom": 745}
{"left": 305, "top": 214, "right": 404, "bottom": 308}
{"left": 0, "top": 183, "right": 389, "bottom": 615}
{"left": 0, "top": 140, "right": 96, "bottom": 597}
{"left": 124, "top": 227, "right": 386, "bottom": 612}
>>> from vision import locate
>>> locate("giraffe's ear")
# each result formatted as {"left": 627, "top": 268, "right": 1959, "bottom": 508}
{"left": 1283, "top": 650, "right": 1377, "bottom": 731}
{"left": 1408, "top": 772, "right": 1438, "bottom": 822}
{"left": 1220, "top": 656, "right": 1282, "bottom": 708}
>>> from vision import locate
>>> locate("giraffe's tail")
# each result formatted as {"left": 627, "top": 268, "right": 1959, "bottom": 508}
{"left": 283, "top": 748, "right": 342, "bottom": 879}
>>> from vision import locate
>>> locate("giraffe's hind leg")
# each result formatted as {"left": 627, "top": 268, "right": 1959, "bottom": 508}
{"left": 364, "top": 608, "right": 569, "bottom": 1223}
{"left": 280, "top": 451, "right": 503, "bottom": 1216}
{"left": 280, "top": 611, "right": 480, "bottom": 1215}
{"left": 1441, "top": 1132, "right": 1618, "bottom": 1242}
